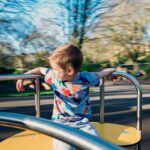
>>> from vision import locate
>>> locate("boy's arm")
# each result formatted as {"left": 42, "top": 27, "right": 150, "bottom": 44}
{"left": 16, "top": 67, "right": 47, "bottom": 92}
{"left": 95, "top": 68, "right": 116, "bottom": 78}
{"left": 24, "top": 67, "right": 46, "bottom": 75}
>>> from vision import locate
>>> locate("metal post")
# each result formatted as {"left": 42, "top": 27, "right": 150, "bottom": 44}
{"left": 136, "top": 141, "right": 141, "bottom": 150}
{"left": 112, "top": 72, "right": 143, "bottom": 131}
{"left": 35, "top": 77, "right": 40, "bottom": 117}
{"left": 137, "top": 86, "right": 142, "bottom": 130}
{"left": 0, "top": 74, "right": 41, "bottom": 118}
{"left": 100, "top": 78, "right": 105, "bottom": 123}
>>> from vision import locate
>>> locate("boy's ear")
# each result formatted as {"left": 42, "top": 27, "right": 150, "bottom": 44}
{"left": 67, "top": 66, "right": 75, "bottom": 75}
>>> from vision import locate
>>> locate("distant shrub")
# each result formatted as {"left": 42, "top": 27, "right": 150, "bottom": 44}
{"left": 141, "top": 66, "right": 150, "bottom": 79}
{"left": 117, "top": 55, "right": 130, "bottom": 64}
{"left": 81, "top": 63, "right": 101, "bottom": 71}
{"left": 12, "top": 69, "right": 21, "bottom": 74}
{"left": 81, "top": 61, "right": 111, "bottom": 72}
{"left": 0, "top": 67, "right": 15, "bottom": 74}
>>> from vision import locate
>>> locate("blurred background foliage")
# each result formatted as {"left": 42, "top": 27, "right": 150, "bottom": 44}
{"left": 0, "top": 0, "right": 150, "bottom": 77}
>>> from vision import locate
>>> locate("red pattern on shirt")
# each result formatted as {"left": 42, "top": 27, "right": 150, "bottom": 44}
{"left": 57, "top": 99, "right": 62, "bottom": 105}
{"left": 47, "top": 78, "right": 52, "bottom": 84}
{"left": 72, "top": 84, "right": 79, "bottom": 92}
{"left": 84, "top": 106, "right": 88, "bottom": 114}
{"left": 62, "top": 88, "right": 71, "bottom": 97}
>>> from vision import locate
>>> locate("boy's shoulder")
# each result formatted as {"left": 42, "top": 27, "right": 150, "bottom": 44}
{"left": 41, "top": 67, "right": 52, "bottom": 75}
{"left": 78, "top": 72, "right": 98, "bottom": 80}
{"left": 74, "top": 72, "right": 99, "bottom": 86}
{"left": 79, "top": 71, "right": 96, "bottom": 77}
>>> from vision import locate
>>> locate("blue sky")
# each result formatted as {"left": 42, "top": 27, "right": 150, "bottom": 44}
{"left": 0, "top": 0, "right": 111, "bottom": 54}
{"left": 0, "top": 0, "right": 71, "bottom": 54}
{"left": 0, "top": 0, "right": 149, "bottom": 54}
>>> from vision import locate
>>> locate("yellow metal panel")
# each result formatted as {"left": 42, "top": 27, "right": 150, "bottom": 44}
{"left": 92, "top": 122, "right": 141, "bottom": 146}
{"left": 0, "top": 130, "right": 53, "bottom": 150}
{"left": 0, "top": 122, "right": 141, "bottom": 149}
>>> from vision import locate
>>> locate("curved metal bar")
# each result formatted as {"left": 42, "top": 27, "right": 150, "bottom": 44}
{"left": 0, "top": 74, "right": 41, "bottom": 117}
{"left": 0, "top": 112, "right": 121, "bottom": 150}
{"left": 100, "top": 78, "right": 105, "bottom": 123}
{"left": 112, "top": 72, "right": 142, "bottom": 130}
{"left": 0, "top": 74, "right": 41, "bottom": 81}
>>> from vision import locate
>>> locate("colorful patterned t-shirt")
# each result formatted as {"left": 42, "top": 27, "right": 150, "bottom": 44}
{"left": 42, "top": 68, "right": 100, "bottom": 121}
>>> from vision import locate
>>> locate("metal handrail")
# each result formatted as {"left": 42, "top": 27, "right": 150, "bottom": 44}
{"left": 0, "top": 74, "right": 41, "bottom": 117}
{"left": 0, "top": 72, "right": 142, "bottom": 131}
{"left": 0, "top": 112, "right": 121, "bottom": 150}
{"left": 0, "top": 74, "right": 40, "bottom": 81}
{"left": 99, "top": 71, "right": 143, "bottom": 131}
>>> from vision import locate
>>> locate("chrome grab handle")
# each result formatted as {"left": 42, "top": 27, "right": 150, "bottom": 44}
{"left": 0, "top": 74, "right": 41, "bottom": 117}
{"left": 0, "top": 112, "right": 121, "bottom": 150}
{"left": 100, "top": 71, "right": 142, "bottom": 131}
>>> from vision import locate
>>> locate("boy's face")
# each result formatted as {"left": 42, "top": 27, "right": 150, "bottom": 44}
{"left": 50, "top": 62, "right": 75, "bottom": 81}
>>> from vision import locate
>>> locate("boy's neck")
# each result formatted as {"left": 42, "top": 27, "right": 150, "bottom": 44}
{"left": 67, "top": 72, "right": 78, "bottom": 82}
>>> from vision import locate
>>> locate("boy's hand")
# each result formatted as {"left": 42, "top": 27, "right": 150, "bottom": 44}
{"left": 16, "top": 79, "right": 25, "bottom": 92}
{"left": 99, "top": 68, "right": 116, "bottom": 78}
{"left": 105, "top": 68, "right": 116, "bottom": 75}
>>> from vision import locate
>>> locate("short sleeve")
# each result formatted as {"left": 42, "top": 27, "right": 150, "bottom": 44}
{"left": 40, "top": 67, "right": 51, "bottom": 75}
{"left": 79, "top": 72, "right": 100, "bottom": 86}
{"left": 41, "top": 68, "right": 53, "bottom": 85}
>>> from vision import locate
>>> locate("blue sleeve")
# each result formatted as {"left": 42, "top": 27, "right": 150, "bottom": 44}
{"left": 79, "top": 72, "right": 100, "bottom": 86}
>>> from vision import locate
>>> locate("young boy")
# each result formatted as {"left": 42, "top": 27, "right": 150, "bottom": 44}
{"left": 16, "top": 44, "right": 115, "bottom": 150}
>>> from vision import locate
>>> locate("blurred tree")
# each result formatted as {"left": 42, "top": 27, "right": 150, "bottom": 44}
{"left": 58, "top": 0, "right": 122, "bottom": 49}
{"left": 0, "top": 0, "right": 123, "bottom": 69}
{"left": 0, "top": 42, "right": 16, "bottom": 68}
{"left": 0, "top": 0, "right": 149, "bottom": 69}
{"left": 0, "top": 1, "right": 62, "bottom": 69}
{"left": 83, "top": 0, "right": 150, "bottom": 63}
{"left": 26, "top": 51, "right": 50, "bottom": 69}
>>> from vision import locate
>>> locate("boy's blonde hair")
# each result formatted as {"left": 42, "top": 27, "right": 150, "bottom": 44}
{"left": 49, "top": 44, "right": 83, "bottom": 71}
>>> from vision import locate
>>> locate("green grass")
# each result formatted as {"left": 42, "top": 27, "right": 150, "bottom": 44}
{"left": 0, "top": 90, "right": 54, "bottom": 97}
{"left": 0, "top": 89, "right": 97, "bottom": 97}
